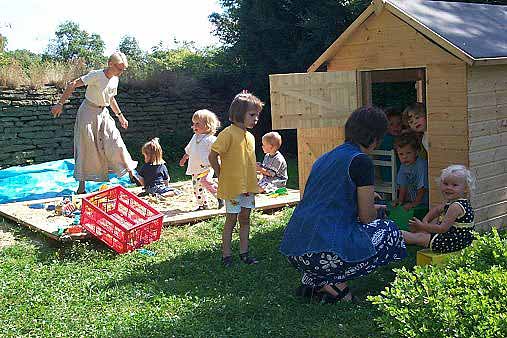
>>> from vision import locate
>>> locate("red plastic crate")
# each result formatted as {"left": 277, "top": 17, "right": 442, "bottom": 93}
{"left": 80, "top": 185, "right": 163, "bottom": 253}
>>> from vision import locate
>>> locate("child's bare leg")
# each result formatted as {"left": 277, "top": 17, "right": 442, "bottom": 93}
{"left": 238, "top": 207, "right": 252, "bottom": 254}
{"left": 222, "top": 213, "right": 238, "bottom": 258}
{"left": 401, "top": 230, "right": 431, "bottom": 247}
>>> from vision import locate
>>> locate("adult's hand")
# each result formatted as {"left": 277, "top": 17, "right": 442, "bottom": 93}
{"left": 51, "top": 104, "right": 63, "bottom": 117}
{"left": 118, "top": 114, "right": 128, "bottom": 129}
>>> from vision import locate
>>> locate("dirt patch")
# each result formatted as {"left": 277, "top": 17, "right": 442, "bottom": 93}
{"left": 0, "top": 222, "right": 17, "bottom": 249}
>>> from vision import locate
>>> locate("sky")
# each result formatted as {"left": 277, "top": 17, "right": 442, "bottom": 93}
{"left": 0, "top": 0, "right": 223, "bottom": 55}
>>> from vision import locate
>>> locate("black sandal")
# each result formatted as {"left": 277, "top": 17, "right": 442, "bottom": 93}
{"left": 222, "top": 256, "right": 233, "bottom": 267}
{"left": 319, "top": 285, "right": 354, "bottom": 304}
{"left": 295, "top": 284, "right": 320, "bottom": 299}
{"left": 239, "top": 252, "right": 258, "bottom": 265}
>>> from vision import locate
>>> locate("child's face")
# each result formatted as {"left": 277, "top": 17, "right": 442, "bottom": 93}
{"left": 243, "top": 110, "right": 260, "bottom": 129}
{"left": 396, "top": 144, "right": 417, "bottom": 165}
{"left": 407, "top": 112, "right": 427, "bottom": 133}
{"left": 262, "top": 140, "right": 277, "bottom": 155}
{"left": 142, "top": 151, "right": 150, "bottom": 163}
{"left": 192, "top": 119, "right": 208, "bottom": 134}
{"left": 388, "top": 115, "right": 402, "bottom": 136}
{"left": 440, "top": 175, "right": 467, "bottom": 200}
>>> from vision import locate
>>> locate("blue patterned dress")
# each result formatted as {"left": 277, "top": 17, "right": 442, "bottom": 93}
{"left": 280, "top": 142, "right": 406, "bottom": 287}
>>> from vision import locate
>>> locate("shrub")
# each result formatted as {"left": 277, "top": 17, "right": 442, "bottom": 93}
{"left": 369, "top": 229, "right": 507, "bottom": 337}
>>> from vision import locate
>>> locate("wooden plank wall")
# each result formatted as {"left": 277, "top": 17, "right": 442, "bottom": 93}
{"left": 269, "top": 72, "right": 357, "bottom": 130}
{"left": 298, "top": 127, "right": 344, "bottom": 193}
{"left": 425, "top": 64, "right": 469, "bottom": 205}
{"left": 326, "top": 9, "right": 467, "bottom": 206}
{"left": 468, "top": 65, "right": 507, "bottom": 231}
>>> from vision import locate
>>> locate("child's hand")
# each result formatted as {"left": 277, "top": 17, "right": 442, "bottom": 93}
{"left": 403, "top": 203, "right": 414, "bottom": 211}
{"left": 391, "top": 200, "right": 400, "bottom": 207}
{"left": 256, "top": 162, "right": 263, "bottom": 173}
{"left": 408, "top": 217, "right": 423, "bottom": 231}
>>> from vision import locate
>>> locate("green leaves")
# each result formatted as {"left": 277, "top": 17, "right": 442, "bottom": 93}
{"left": 369, "top": 229, "right": 507, "bottom": 337}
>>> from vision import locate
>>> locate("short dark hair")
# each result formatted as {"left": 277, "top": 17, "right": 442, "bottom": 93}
{"left": 228, "top": 92, "right": 264, "bottom": 123}
{"left": 394, "top": 132, "right": 420, "bottom": 151}
{"left": 384, "top": 106, "right": 401, "bottom": 119}
{"left": 345, "top": 106, "right": 388, "bottom": 147}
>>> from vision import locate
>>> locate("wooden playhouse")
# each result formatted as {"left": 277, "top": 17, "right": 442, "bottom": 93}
{"left": 269, "top": 0, "right": 507, "bottom": 231}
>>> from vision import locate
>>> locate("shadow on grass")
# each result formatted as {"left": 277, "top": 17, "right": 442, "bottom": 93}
{"left": 101, "top": 224, "right": 417, "bottom": 337}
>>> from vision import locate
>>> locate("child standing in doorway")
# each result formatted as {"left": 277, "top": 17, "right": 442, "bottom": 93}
{"left": 393, "top": 132, "right": 429, "bottom": 211}
{"left": 402, "top": 165, "right": 475, "bottom": 253}
{"left": 257, "top": 131, "right": 288, "bottom": 193}
{"left": 378, "top": 107, "right": 403, "bottom": 182}
{"left": 179, "top": 109, "right": 222, "bottom": 210}
{"left": 137, "top": 138, "right": 176, "bottom": 197}
{"left": 403, "top": 102, "right": 428, "bottom": 156}
{"left": 209, "top": 92, "right": 264, "bottom": 267}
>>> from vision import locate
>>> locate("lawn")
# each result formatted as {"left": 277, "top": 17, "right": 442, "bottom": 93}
{"left": 0, "top": 207, "right": 418, "bottom": 337}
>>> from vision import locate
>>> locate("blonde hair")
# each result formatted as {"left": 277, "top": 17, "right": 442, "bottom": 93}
{"left": 262, "top": 131, "right": 282, "bottom": 150}
{"left": 141, "top": 138, "right": 165, "bottom": 165}
{"left": 108, "top": 52, "right": 128, "bottom": 68}
{"left": 192, "top": 109, "right": 221, "bottom": 135}
{"left": 440, "top": 164, "right": 476, "bottom": 195}
{"left": 402, "top": 102, "right": 425, "bottom": 126}
{"left": 228, "top": 92, "right": 264, "bottom": 123}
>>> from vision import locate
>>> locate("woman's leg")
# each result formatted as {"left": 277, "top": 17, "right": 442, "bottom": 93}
{"left": 77, "top": 181, "right": 86, "bottom": 194}
{"left": 402, "top": 230, "right": 430, "bottom": 247}
{"left": 222, "top": 213, "right": 238, "bottom": 258}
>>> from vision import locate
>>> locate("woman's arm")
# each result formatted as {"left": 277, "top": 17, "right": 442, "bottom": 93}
{"left": 51, "top": 78, "right": 85, "bottom": 117}
{"left": 209, "top": 150, "right": 221, "bottom": 178}
{"left": 409, "top": 203, "right": 462, "bottom": 233}
{"left": 357, "top": 185, "right": 377, "bottom": 224}
{"left": 110, "top": 97, "right": 128, "bottom": 129}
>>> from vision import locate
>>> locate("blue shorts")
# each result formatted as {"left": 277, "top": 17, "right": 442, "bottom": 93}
{"left": 224, "top": 193, "right": 255, "bottom": 214}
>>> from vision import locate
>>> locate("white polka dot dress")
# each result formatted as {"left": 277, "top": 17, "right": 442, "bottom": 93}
{"left": 430, "top": 199, "right": 475, "bottom": 253}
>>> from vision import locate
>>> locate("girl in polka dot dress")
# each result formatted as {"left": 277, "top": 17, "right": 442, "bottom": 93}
{"left": 402, "top": 165, "right": 475, "bottom": 253}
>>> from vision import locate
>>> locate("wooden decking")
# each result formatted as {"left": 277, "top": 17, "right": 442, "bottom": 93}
{"left": 0, "top": 181, "right": 300, "bottom": 242}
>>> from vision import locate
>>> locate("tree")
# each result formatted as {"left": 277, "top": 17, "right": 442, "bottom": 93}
{"left": 118, "top": 35, "right": 144, "bottom": 62}
{"left": 0, "top": 34, "right": 6, "bottom": 52}
{"left": 46, "top": 21, "right": 105, "bottom": 67}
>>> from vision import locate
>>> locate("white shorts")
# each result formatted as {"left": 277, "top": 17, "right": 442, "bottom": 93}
{"left": 224, "top": 193, "right": 255, "bottom": 214}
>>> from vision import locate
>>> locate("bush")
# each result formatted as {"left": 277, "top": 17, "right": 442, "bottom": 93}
{"left": 369, "top": 229, "right": 507, "bottom": 337}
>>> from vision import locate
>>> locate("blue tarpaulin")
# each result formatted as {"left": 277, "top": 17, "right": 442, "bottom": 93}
{"left": 0, "top": 159, "right": 132, "bottom": 204}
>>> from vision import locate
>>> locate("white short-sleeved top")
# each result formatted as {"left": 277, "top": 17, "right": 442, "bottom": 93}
{"left": 184, "top": 133, "right": 217, "bottom": 175}
{"left": 81, "top": 69, "right": 119, "bottom": 107}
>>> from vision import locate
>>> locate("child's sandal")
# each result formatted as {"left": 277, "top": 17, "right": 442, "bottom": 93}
{"left": 222, "top": 256, "right": 233, "bottom": 267}
{"left": 239, "top": 252, "right": 258, "bottom": 265}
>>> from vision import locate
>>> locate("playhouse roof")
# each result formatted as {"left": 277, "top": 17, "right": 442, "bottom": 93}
{"left": 308, "top": 0, "right": 507, "bottom": 71}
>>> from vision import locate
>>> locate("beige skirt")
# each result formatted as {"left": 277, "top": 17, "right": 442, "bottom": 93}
{"left": 73, "top": 100, "right": 137, "bottom": 182}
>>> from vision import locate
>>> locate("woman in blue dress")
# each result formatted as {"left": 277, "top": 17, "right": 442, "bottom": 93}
{"left": 280, "top": 106, "right": 406, "bottom": 303}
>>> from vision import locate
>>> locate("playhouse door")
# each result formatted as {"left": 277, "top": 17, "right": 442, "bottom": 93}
{"left": 269, "top": 71, "right": 359, "bottom": 191}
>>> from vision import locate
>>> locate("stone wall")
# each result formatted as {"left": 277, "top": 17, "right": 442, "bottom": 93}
{"left": 0, "top": 85, "right": 229, "bottom": 168}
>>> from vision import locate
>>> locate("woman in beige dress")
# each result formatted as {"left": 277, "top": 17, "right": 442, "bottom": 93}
{"left": 51, "top": 52, "right": 138, "bottom": 194}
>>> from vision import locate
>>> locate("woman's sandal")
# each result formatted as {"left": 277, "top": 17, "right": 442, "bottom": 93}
{"left": 319, "top": 284, "right": 356, "bottom": 304}
{"left": 239, "top": 252, "right": 258, "bottom": 265}
{"left": 295, "top": 284, "right": 320, "bottom": 300}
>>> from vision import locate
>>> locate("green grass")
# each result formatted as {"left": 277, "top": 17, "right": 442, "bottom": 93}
{"left": 0, "top": 209, "right": 417, "bottom": 337}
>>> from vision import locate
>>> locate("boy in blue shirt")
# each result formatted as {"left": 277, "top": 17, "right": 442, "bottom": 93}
{"left": 393, "top": 132, "right": 429, "bottom": 211}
